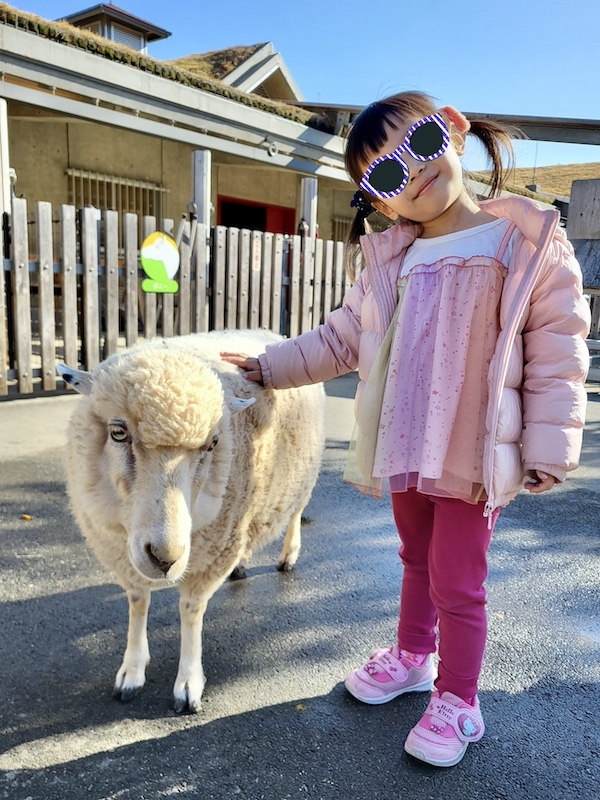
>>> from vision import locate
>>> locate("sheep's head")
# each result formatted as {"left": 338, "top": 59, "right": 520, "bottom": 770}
{"left": 58, "top": 347, "right": 255, "bottom": 582}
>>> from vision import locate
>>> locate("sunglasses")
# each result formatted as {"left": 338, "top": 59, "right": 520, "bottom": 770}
{"left": 359, "top": 114, "right": 450, "bottom": 199}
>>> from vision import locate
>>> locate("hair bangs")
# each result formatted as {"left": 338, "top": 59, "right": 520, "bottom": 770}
{"left": 345, "top": 92, "right": 438, "bottom": 184}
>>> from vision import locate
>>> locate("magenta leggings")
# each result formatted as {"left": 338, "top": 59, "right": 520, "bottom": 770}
{"left": 391, "top": 488, "right": 500, "bottom": 701}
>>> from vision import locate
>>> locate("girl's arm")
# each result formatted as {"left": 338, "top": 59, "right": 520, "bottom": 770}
{"left": 521, "top": 230, "right": 591, "bottom": 483}
{"left": 222, "top": 275, "right": 367, "bottom": 389}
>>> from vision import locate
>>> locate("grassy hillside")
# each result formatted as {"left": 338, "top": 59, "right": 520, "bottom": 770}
{"left": 478, "top": 163, "right": 600, "bottom": 198}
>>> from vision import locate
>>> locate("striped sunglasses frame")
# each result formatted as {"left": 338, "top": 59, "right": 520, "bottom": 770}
{"left": 359, "top": 113, "right": 451, "bottom": 200}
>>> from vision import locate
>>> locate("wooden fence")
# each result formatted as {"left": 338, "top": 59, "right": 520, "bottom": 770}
{"left": 0, "top": 198, "right": 349, "bottom": 398}
{"left": 2, "top": 198, "right": 599, "bottom": 399}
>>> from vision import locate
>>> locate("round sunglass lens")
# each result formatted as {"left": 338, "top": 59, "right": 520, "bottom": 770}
{"left": 369, "top": 160, "right": 406, "bottom": 193}
{"left": 409, "top": 121, "right": 444, "bottom": 158}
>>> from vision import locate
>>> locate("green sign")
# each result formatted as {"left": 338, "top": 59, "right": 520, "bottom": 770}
{"left": 140, "top": 232, "right": 180, "bottom": 293}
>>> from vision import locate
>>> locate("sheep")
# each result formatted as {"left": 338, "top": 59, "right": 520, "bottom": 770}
{"left": 57, "top": 329, "right": 325, "bottom": 713}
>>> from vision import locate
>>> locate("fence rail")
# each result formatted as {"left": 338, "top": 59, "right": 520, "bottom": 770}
{"left": 1, "top": 198, "right": 349, "bottom": 398}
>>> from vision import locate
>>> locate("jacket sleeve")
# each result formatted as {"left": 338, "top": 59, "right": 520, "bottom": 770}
{"left": 521, "top": 229, "right": 591, "bottom": 480}
{"left": 258, "top": 274, "right": 366, "bottom": 389}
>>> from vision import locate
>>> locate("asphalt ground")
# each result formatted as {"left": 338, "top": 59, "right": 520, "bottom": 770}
{"left": 0, "top": 375, "right": 599, "bottom": 800}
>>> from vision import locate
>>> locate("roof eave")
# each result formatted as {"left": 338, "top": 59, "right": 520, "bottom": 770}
{"left": 60, "top": 3, "right": 171, "bottom": 41}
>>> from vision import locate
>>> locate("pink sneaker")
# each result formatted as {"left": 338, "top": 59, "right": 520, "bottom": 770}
{"left": 404, "top": 691, "right": 485, "bottom": 767}
{"left": 344, "top": 646, "right": 435, "bottom": 705}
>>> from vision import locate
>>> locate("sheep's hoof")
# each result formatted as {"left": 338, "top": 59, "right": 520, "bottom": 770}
{"left": 173, "top": 695, "right": 202, "bottom": 714}
{"left": 229, "top": 564, "right": 247, "bottom": 581}
{"left": 113, "top": 684, "right": 144, "bottom": 703}
{"left": 277, "top": 558, "right": 296, "bottom": 572}
{"left": 173, "top": 674, "right": 205, "bottom": 714}
{"left": 173, "top": 687, "right": 203, "bottom": 714}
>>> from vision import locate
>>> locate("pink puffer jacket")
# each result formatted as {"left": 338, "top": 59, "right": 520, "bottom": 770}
{"left": 258, "top": 196, "right": 591, "bottom": 514}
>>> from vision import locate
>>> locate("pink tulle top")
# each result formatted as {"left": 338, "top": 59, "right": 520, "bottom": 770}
{"left": 372, "top": 255, "right": 508, "bottom": 503}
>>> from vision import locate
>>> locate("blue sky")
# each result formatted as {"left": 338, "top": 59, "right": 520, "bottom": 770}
{"left": 14, "top": 0, "right": 600, "bottom": 172}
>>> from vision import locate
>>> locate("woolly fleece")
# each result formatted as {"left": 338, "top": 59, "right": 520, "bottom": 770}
{"left": 60, "top": 330, "right": 326, "bottom": 711}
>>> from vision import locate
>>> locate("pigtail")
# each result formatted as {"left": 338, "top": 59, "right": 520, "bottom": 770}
{"left": 467, "top": 118, "right": 523, "bottom": 197}
{"left": 344, "top": 191, "right": 377, "bottom": 282}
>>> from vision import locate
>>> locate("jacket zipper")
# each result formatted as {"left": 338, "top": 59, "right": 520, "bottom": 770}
{"left": 483, "top": 213, "right": 559, "bottom": 525}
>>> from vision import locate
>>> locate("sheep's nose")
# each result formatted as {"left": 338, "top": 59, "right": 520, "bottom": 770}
{"left": 144, "top": 543, "right": 178, "bottom": 574}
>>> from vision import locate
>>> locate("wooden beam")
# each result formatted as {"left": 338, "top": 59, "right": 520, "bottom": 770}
{"left": 294, "top": 101, "right": 600, "bottom": 146}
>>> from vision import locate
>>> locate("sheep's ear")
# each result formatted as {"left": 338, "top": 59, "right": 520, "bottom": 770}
{"left": 225, "top": 395, "right": 256, "bottom": 415}
{"left": 57, "top": 363, "right": 93, "bottom": 396}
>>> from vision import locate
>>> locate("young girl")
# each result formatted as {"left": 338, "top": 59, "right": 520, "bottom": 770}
{"left": 222, "top": 91, "right": 590, "bottom": 768}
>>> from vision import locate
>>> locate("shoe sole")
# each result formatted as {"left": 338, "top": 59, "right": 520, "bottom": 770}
{"left": 344, "top": 676, "right": 435, "bottom": 705}
{"left": 404, "top": 740, "right": 468, "bottom": 768}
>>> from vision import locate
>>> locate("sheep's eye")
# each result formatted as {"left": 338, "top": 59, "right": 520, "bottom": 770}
{"left": 110, "top": 426, "right": 129, "bottom": 443}
{"left": 206, "top": 435, "right": 219, "bottom": 452}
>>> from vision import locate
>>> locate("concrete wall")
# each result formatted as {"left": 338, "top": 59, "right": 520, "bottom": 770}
{"left": 9, "top": 119, "right": 70, "bottom": 208}
{"left": 214, "top": 158, "right": 299, "bottom": 211}
{"left": 9, "top": 117, "right": 184, "bottom": 217}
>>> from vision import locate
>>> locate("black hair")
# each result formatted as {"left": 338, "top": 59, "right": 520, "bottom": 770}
{"left": 343, "top": 91, "right": 521, "bottom": 280}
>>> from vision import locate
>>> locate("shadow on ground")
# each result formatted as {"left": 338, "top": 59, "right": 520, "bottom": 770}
{"left": 1, "top": 679, "right": 598, "bottom": 800}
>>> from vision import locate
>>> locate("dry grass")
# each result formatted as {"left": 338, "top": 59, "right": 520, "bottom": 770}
{"left": 168, "top": 45, "right": 265, "bottom": 81}
{"left": 478, "top": 163, "right": 600, "bottom": 198}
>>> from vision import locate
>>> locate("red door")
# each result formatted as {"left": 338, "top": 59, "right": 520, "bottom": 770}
{"left": 218, "top": 197, "right": 296, "bottom": 235}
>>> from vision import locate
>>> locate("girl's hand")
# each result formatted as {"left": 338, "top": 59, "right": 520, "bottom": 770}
{"left": 524, "top": 470, "right": 557, "bottom": 494}
{"left": 220, "top": 352, "right": 264, "bottom": 384}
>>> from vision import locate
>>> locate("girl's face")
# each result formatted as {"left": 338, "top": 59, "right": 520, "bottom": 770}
{"left": 361, "top": 107, "right": 470, "bottom": 233}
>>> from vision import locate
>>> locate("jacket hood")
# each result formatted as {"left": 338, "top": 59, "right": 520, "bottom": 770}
{"left": 479, "top": 195, "right": 560, "bottom": 249}
{"left": 359, "top": 222, "right": 422, "bottom": 271}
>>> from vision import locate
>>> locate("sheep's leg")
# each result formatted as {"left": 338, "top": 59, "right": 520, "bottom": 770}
{"left": 113, "top": 588, "right": 151, "bottom": 702}
{"left": 229, "top": 546, "right": 250, "bottom": 580}
{"left": 277, "top": 508, "right": 302, "bottom": 571}
{"left": 229, "top": 562, "right": 248, "bottom": 580}
{"left": 173, "top": 589, "right": 209, "bottom": 713}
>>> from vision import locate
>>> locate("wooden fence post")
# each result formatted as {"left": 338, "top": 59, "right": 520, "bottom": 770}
{"left": 178, "top": 221, "right": 191, "bottom": 335}
{"left": 250, "top": 231, "right": 262, "bottom": 330}
{"left": 161, "top": 218, "right": 175, "bottom": 337}
{"left": 212, "top": 226, "right": 226, "bottom": 331}
{"left": 0, "top": 204, "right": 7, "bottom": 395}
{"left": 226, "top": 227, "right": 239, "bottom": 330}
{"left": 141, "top": 216, "right": 157, "bottom": 340}
{"left": 102, "top": 209, "right": 119, "bottom": 358}
{"left": 81, "top": 207, "right": 101, "bottom": 370}
{"left": 60, "top": 205, "right": 78, "bottom": 369}
{"left": 300, "top": 237, "right": 315, "bottom": 334}
{"left": 333, "top": 241, "right": 344, "bottom": 310}
{"left": 312, "top": 238, "right": 324, "bottom": 326}
{"left": 260, "top": 232, "right": 273, "bottom": 330}
{"left": 11, "top": 197, "right": 32, "bottom": 393}
{"left": 271, "top": 234, "right": 284, "bottom": 335}
{"left": 238, "top": 229, "right": 250, "bottom": 329}
{"left": 194, "top": 222, "right": 209, "bottom": 332}
{"left": 35, "top": 201, "right": 56, "bottom": 391}
{"left": 288, "top": 235, "right": 301, "bottom": 338}
{"left": 122, "top": 213, "right": 138, "bottom": 346}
